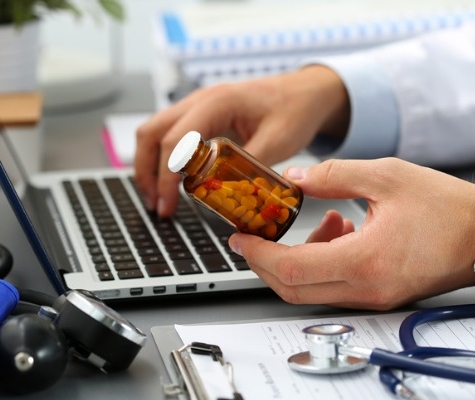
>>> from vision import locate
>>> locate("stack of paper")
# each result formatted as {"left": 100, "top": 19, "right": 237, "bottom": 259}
{"left": 154, "top": 0, "right": 475, "bottom": 83}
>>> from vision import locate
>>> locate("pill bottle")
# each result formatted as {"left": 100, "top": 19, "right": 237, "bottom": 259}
{"left": 168, "top": 131, "right": 303, "bottom": 241}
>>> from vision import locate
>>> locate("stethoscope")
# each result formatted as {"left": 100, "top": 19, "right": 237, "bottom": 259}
{"left": 288, "top": 304, "right": 475, "bottom": 399}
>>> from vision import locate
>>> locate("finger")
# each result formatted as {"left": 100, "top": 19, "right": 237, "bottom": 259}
{"left": 229, "top": 231, "right": 362, "bottom": 286}
{"left": 134, "top": 100, "right": 195, "bottom": 210}
{"left": 283, "top": 158, "right": 407, "bottom": 201}
{"left": 305, "top": 210, "right": 345, "bottom": 243}
{"left": 342, "top": 218, "right": 355, "bottom": 235}
{"left": 156, "top": 100, "right": 236, "bottom": 216}
{"left": 242, "top": 121, "right": 307, "bottom": 167}
{"left": 249, "top": 262, "right": 396, "bottom": 309}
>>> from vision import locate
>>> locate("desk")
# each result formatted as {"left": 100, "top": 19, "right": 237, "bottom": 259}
{"left": 1, "top": 73, "right": 475, "bottom": 400}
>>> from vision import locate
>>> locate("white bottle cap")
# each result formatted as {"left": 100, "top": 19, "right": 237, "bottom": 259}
{"left": 168, "top": 130, "right": 202, "bottom": 173}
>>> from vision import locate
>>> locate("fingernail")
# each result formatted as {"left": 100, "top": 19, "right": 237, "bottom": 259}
{"left": 157, "top": 198, "right": 165, "bottom": 216}
{"left": 229, "top": 238, "right": 242, "bottom": 256}
{"left": 144, "top": 197, "right": 155, "bottom": 211}
{"left": 318, "top": 211, "right": 330, "bottom": 228}
{"left": 286, "top": 166, "right": 309, "bottom": 180}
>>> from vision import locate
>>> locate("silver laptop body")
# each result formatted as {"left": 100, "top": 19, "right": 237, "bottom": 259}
{"left": 2, "top": 152, "right": 365, "bottom": 301}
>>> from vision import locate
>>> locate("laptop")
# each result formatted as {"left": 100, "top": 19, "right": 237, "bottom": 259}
{"left": 0, "top": 150, "right": 365, "bottom": 301}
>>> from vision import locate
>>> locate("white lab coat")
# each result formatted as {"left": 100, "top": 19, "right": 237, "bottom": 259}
{"left": 307, "top": 22, "right": 475, "bottom": 168}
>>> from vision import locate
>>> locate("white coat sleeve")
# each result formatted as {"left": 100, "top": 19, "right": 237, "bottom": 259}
{"left": 305, "top": 22, "right": 475, "bottom": 168}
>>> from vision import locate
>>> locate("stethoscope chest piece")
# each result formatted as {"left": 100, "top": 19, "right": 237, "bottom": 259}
{"left": 288, "top": 324, "right": 369, "bottom": 374}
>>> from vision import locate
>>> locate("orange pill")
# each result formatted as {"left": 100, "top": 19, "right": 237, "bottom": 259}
{"left": 257, "top": 188, "right": 270, "bottom": 202}
{"left": 216, "top": 186, "right": 234, "bottom": 197}
{"left": 264, "top": 195, "right": 280, "bottom": 207}
{"left": 241, "top": 195, "right": 257, "bottom": 210}
{"left": 271, "top": 185, "right": 282, "bottom": 198}
{"left": 253, "top": 177, "right": 272, "bottom": 191}
{"left": 248, "top": 213, "right": 266, "bottom": 230}
{"left": 222, "top": 181, "right": 239, "bottom": 190}
{"left": 281, "top": 188, "right": 295, "bottom": 198}
{"left": 194, "top": 185, "right": 207, "bottom": 199}
{"left": 232, "top": 205, "right": 247, "bottom": 218}
{"left": 263, "top": 222, "right": 278, "bottom": 239}
{"left": 240, "top": 209, "right": 255, "bottom": 223}
{"left": 281, "top": 196, "right": 299, "bottom": 208}
{"left": 233, "top": 190, "right": 244, "bottom": 203}
{"left": 206, "top": 193, "right": 223, "bottom": 209}
{"left": 222, "top": 197, "right": 238, "bottom": 212}
{"left": 238, "top": 180, "right": 255, "bottom": 195}
{"left": 276, "top": 208, "right": 290, "bottom": 224}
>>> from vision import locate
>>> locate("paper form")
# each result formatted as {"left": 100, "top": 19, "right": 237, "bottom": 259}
{"left": 174, "top": 311, "right": 475, "bottom": 399}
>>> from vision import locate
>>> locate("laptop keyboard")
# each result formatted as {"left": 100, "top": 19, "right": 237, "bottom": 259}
{"left": 62, "top": 177, "right": 249, "bottom": 282}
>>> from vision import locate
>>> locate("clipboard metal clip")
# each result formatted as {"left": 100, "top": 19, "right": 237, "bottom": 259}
{"left": 163, "top": 342, "right": 244, "bottom": 400}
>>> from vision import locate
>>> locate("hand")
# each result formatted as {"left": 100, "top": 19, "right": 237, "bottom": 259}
{"left": 228, "top": 158, "right": 475, "bottom": 310}
{"left": 134, "top": 66, "right": 350, "bottom": 215}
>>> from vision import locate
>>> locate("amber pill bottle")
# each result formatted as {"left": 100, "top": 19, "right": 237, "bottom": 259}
{"left": 168, "top": 131, "right": 303, "bottom": 241}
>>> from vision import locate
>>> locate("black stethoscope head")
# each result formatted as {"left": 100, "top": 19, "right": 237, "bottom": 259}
{"left": 0, "top": 312, "right": 69, "bottom": 394}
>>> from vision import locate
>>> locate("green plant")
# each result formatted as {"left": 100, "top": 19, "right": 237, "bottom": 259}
{"left": 0, "top": 0, "right": 124, "bottom": 26}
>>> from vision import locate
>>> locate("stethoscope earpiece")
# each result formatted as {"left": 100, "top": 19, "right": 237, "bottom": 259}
{"left": 0, "top": 313, "right": 68, "bottom": 395}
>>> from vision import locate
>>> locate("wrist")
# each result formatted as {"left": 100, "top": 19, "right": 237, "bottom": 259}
{"left": 295, "top": 65, "right": 350, "bottom": 140}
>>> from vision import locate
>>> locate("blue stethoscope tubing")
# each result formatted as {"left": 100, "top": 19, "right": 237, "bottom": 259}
{"left": 378, "top": 304, "right": 475, "bottom": 393}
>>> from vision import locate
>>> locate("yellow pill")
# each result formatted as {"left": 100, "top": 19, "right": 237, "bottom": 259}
{"left": 232, "top": 205, "right": 247, "bottom": 218}
{"left": 271, "top": 185, "right": 282, "bottom": 198}
{"left": 222, "top": 181, "right": 239, "bottom": 190}
{"left": 211, "top": 189, "right": 227, "bottom": 199}
{"left": 216, "top": 186, "right": 234, "bottom": 197}
{"left": 253, "top": 177, "right": 272, "bottom": 191}
{"left": 206, "top": 193, "right": 223, "bottom": 209}
{"left": 233, "top": 191, "right": 244, "bottom": 202}
{"left": 276, "top": 208, "right": 290, "bottom": 224}
{"left": 281, "top": 196, "right": 298, "bottom": 208}
{"left": 257, "top": 188, "right": 270, "bottom": 202}
{"left": 240, "top": 210, "right": 255, "bottom": 223}
{"left": 248, "top": 213, "right": 266, "bottom": 230}
{"left": 263, "top": 222, "right": 278, "bottom": 239}
{"left": 238, "top": 180, "right": 255, "bottom": 195}
{"left": 194, "top": 185, "right": 207, "bottom": 200}
{"left": 241, "top": 195, "right": 257, "bottom": 210}
{"left": 264, "top": 195, "right": 280, "bottom": 207}
{"left": 222, "top": 197, "right": 238, "bottom": 212}
{"left": 281, "top": 188, "right": 295, "bottom": 198}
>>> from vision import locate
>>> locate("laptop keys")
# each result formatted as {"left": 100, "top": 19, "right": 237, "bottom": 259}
{"left": 63, "top": 176, "right": 248, "bottom": 282}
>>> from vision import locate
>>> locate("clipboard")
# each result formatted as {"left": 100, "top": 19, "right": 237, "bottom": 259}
{"left": 151, "top": 325, "right": 243, "bottom": 400}
{"left": 150, "top": 314, "right": 350, "bottom": 400}
{"left": 151, "top": 311, "right": 475, "bottom": 400}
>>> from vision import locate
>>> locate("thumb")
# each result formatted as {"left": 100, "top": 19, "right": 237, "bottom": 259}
{"left": 283, "top": 158, "right": 400, "bottom": 201}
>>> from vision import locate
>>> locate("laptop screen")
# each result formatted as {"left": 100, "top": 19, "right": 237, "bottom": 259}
{"left": 0, "top": 160, "right": 66, "bottom": 295}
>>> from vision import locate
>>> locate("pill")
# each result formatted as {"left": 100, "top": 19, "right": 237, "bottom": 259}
{"left": 248, "top": 213, "right": 267, "bottom": 230}
{"left": 194, "top": 185, "right": 207, "bottom": 199}
{"left": 263, "top": 222, "right": 278, "bottom": 239}
{"left": 276, "top": 208, "right": 290, "bottom": 224}
{"left": 232, "top": 205, "right": 247, "bottom": 218}
{"left": 281, "top": 196, "right": 299, "bottom": 208}
{"left": 253, "top": 177, "right": 273, "bottom": 191}
{"left": 240, "top": 210, "right": 255, "bottom": 223}
{"left": 241, "top": 195, "right": 257, "bottom": 210}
